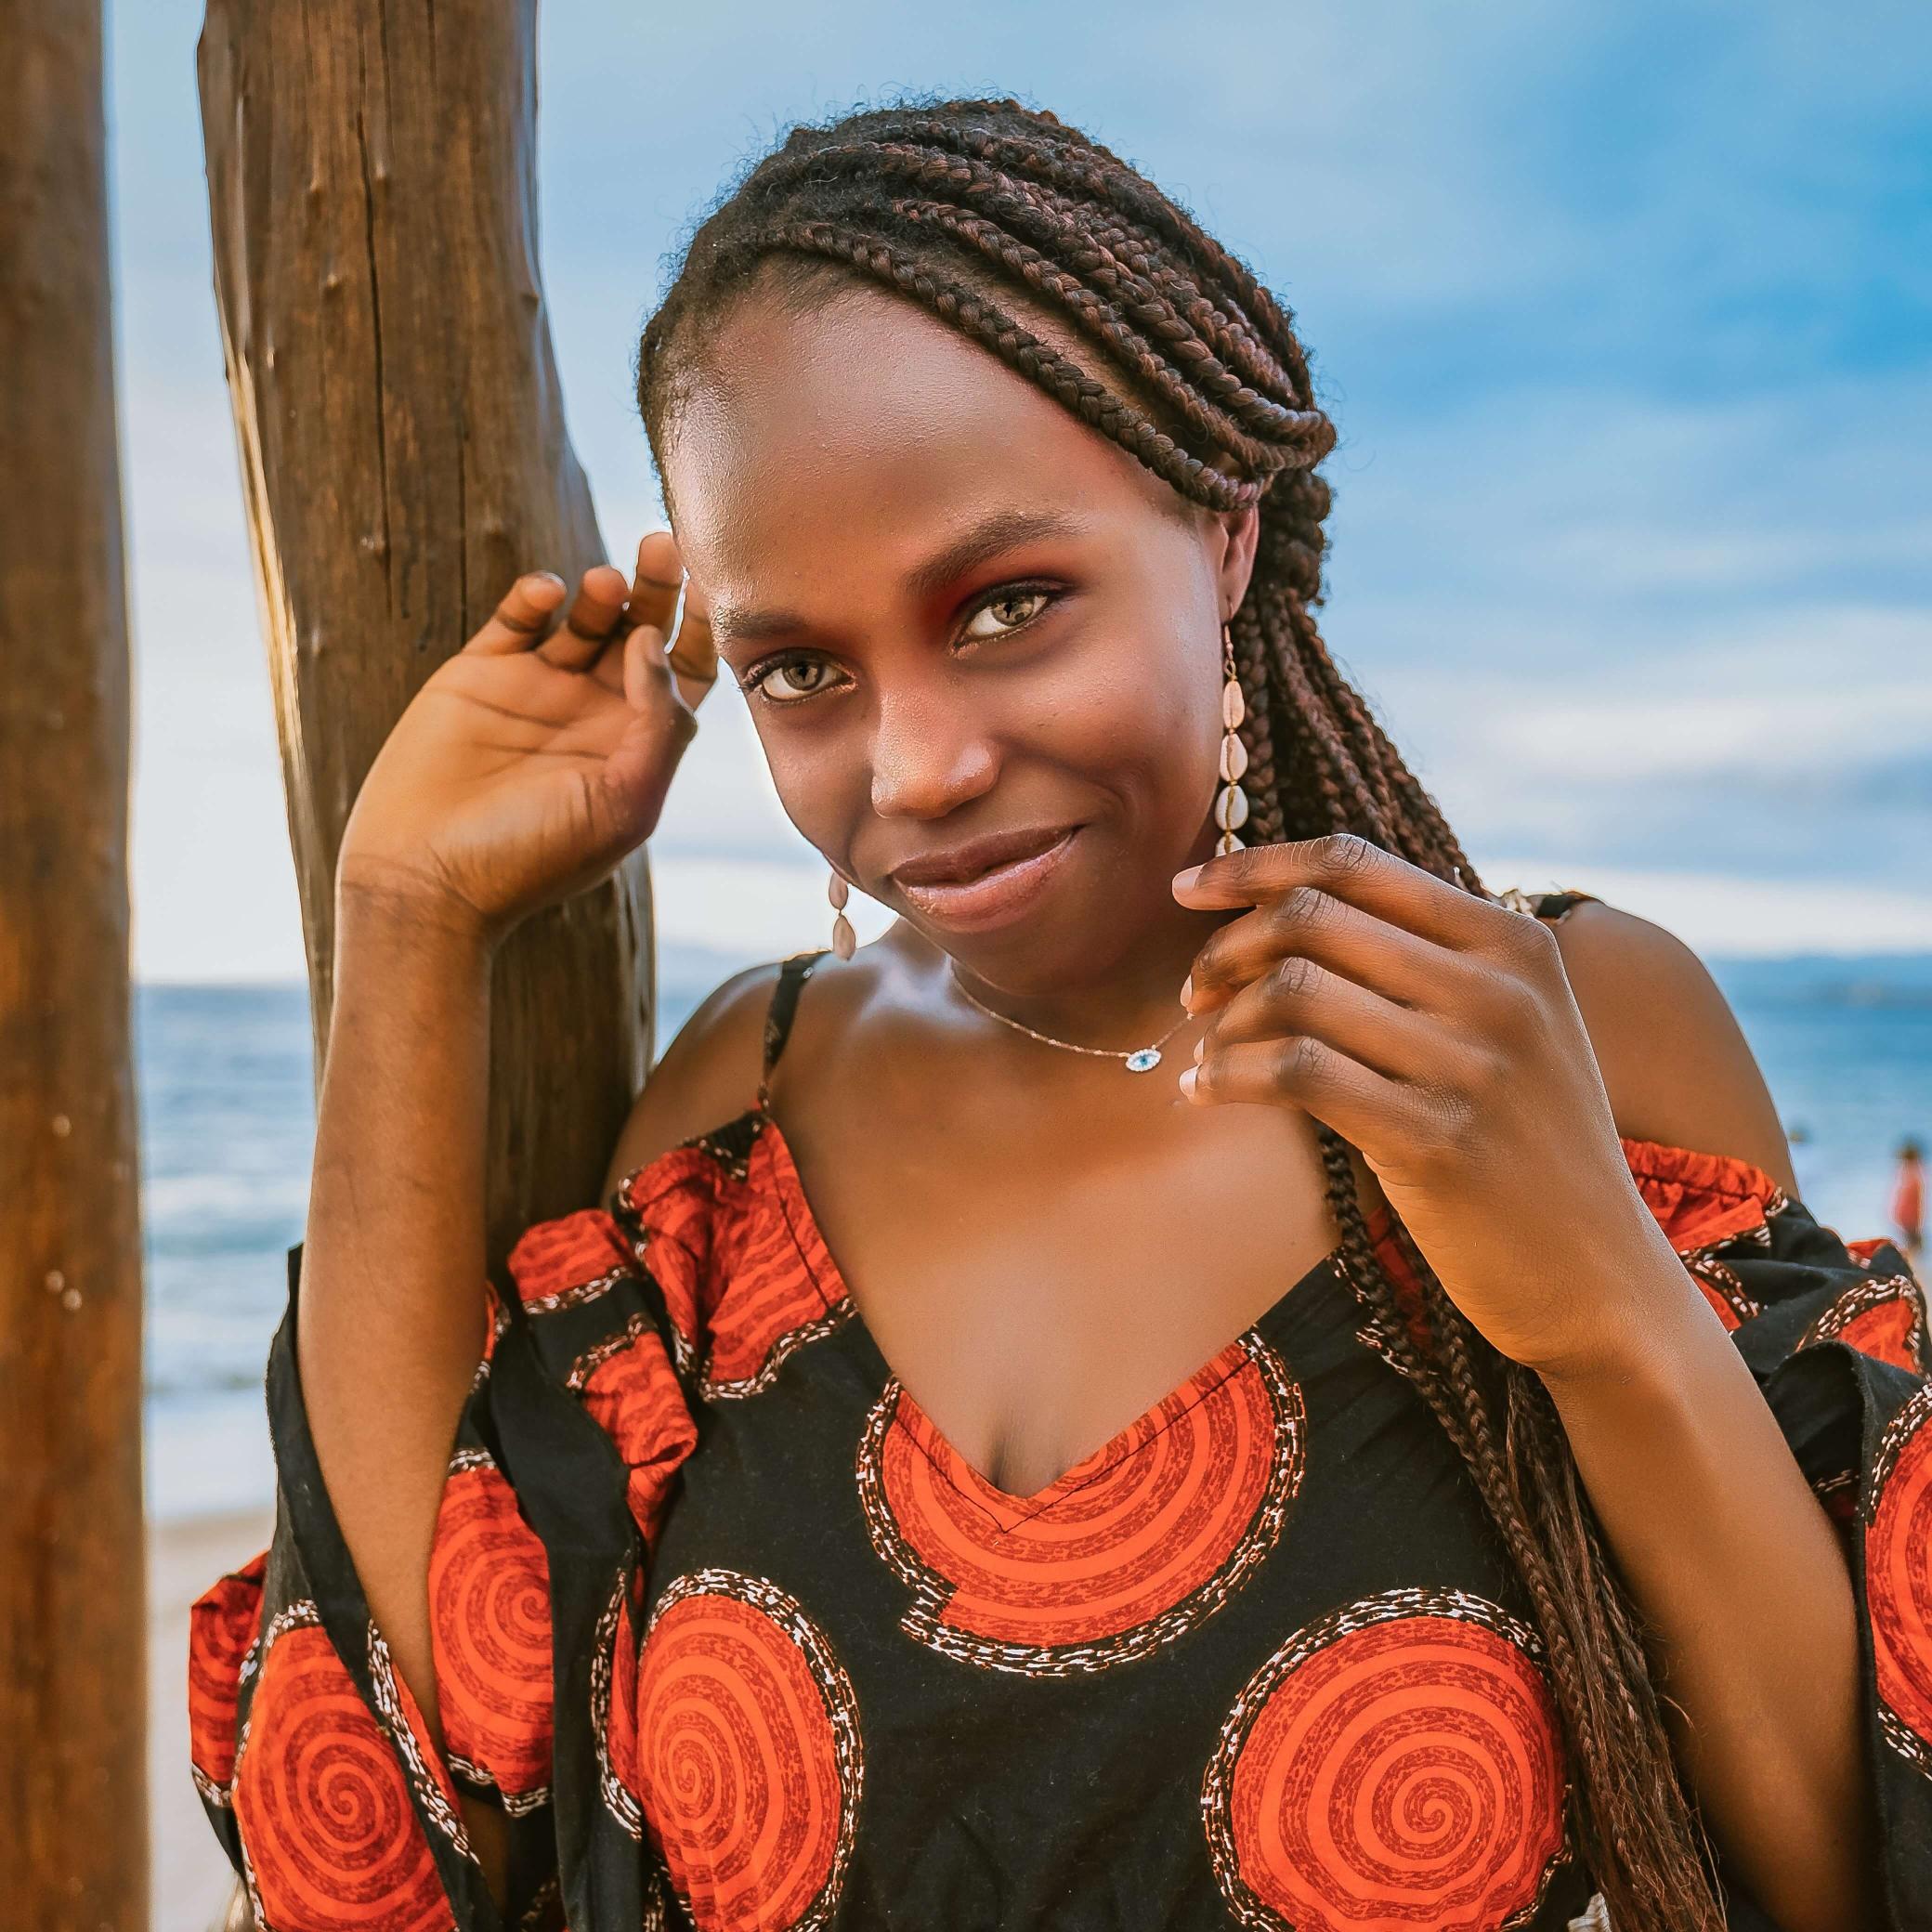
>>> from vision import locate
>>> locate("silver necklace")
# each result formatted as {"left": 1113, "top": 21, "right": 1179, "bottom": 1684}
{"left": 946, "top": 963, "right": 1194, "bottom": 1073}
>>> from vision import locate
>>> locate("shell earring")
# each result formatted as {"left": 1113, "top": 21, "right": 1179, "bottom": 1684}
{"left": 1216, "top": 620, "right": 1250, "bottom": 857}
{"left": 828, "top": 867, "right": 856, "bottom": 960}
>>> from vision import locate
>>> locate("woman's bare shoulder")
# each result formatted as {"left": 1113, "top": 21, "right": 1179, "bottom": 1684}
{"left": 1543, "top": 896, "right": 1798, "bottom": 1194}
{"left": 600, "top": 959, "right": 787, "bottom": 1198}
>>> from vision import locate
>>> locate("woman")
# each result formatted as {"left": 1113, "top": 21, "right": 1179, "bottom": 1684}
{"left": 189, "top": 99, "right": 1931, "bottom": 1931}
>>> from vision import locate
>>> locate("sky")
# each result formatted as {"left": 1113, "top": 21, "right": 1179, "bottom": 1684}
{"left": 106, "top": 0, "right": 1931, "bottom": 980}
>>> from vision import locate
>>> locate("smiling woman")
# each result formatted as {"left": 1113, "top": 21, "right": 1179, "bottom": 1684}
{"left": 187, "top": 96, "right": 1930, "bottom": 1932}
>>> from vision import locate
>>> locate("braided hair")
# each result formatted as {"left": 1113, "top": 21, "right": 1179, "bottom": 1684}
{"left": 634, "top": 94, "right": 1722, "bottom": 1927}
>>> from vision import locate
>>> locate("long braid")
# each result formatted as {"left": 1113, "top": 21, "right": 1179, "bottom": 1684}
{"left": 637, "top": 94, "right": 1723, "bottom": 1927}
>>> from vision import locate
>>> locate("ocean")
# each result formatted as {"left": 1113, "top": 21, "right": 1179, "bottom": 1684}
{"left": 137, "top": 948, "right": 1932, "bottom": 1525}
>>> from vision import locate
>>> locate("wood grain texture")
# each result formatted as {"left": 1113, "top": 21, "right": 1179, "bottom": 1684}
{"left": 0, "top": 3, "right": 150, "bottom": 1925}
{"left": 197, "top": 0, "right": 658, "bottom": 1276}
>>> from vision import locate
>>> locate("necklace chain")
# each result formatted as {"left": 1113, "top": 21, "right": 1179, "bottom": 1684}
{"left": 946, "top": 963, "right": 1194, "bottom": 1064}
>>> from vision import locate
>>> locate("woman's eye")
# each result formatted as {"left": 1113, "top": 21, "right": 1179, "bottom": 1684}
{"left": 959, "top": 586, "right": 1053, "bottom": 642}
{"left": 746, "top": 657, "right": 842, "bottom": 705}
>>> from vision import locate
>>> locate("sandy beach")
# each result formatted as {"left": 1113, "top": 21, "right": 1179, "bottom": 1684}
{"left": 152, "top": 1505, "right": 274, "bottom": 1932}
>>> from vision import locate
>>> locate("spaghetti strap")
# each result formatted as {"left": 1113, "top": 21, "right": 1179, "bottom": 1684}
{"left": 1494, "top": 885, "right": 1599, "bottom": 924}
{"left": 757, "top": 946, "right": 833, "bottom": 1112}
{"left": 1530, "top": 888, "right": 1599, "bottom": 923}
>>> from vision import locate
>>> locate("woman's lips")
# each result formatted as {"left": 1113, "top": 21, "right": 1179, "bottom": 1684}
{"left": 893, "top": 826, "right": 1082, "bottom": 932}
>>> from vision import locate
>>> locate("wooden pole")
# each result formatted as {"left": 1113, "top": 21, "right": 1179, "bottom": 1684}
{"left": 197, "top": 0, "right": 657, "bottom": 1273}
{"left": 0, "top": 4, "right": 149, "bottom": 1925}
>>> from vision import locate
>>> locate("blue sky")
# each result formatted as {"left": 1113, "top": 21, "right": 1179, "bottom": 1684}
{"left": 109, "top": 0, "right": 1931, "bottom": 977}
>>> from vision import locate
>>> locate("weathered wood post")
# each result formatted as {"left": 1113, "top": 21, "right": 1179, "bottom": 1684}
{"left": 0, "top": 4, "right": 150, "bottom": 1925}
{"left": 197, "top": 0, "right": 657, "bottom": 1275}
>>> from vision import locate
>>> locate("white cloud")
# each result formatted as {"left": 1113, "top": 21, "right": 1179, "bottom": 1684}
{"left": 1379, "top": 603, "right": 1932, "bottom": 788}
{"left": 1478, "top": 857, "right": 1932, "bottom": 958}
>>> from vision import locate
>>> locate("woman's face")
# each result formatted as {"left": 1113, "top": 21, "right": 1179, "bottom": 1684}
{"left": 660, "top": 283, "right": 1260, "bottom": 993}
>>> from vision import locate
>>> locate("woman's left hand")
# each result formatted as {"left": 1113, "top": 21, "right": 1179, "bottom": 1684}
{"left": 1174, "top": 832, "right": 1690, "bottom": 1379}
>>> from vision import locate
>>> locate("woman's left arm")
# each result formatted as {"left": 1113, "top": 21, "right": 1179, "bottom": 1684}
{"left": 1517, "top": 899, "right": 1876, "bottom": 1931}
{"left": 1176, "top": 834, "right": 1878, "bottom": 1932}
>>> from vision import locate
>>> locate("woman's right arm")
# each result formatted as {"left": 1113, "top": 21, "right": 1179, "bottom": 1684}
{"left": 293, "top": 539, "right": 714, "bottom": 1780}
{"left": 297, "top": 881, "right": 496, "bottom": 1761}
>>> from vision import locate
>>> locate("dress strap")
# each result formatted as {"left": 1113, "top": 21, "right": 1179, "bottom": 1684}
{"left": 1493, "top": 885, "right": 1599, "bottom": 924}
{"left": 1530, "top": 888, "right": 1599, "bottom": 923}
{"left": 756, "top": 946, "right": 833, "bottom": 1113}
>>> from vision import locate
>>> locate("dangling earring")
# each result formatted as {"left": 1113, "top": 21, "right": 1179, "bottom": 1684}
{"left": 1216, "top": 620, "right": 1250, "bottom": 857}
{"left": 827, "top": 866, "right": 856, "bottom": 960}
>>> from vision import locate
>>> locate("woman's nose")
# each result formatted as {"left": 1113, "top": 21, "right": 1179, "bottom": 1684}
{"left": 868, "top": 686, "right": 1000, "bottom": 820}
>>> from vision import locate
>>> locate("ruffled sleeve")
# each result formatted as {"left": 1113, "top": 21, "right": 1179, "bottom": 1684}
{"left": 1621, "top": 1135, "right": 1932, "bottom": 1925}
{"left": 188, "top": 1188, "right": 702, "bottom": 1932}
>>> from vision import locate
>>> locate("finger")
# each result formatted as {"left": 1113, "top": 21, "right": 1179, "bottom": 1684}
{"left": 1182, "top": 1032, "right": 1419, "bottom": 1148}
{"left": 1173, "top": 831, "right": 1506, "bottom": 953}
{"left": 665, "top": 583, "right": 718, "bottom": 713}
{"left": 1199, "top": 953, "right": 1449, "bottom": 1085}
{"left": 1184, "top": 884, "right": 1468, "bottom": 1018}
{"left": 540, "top": 564, "right": 632, "bottom": 670}
{"left": 620, "top": 615, "right": 685, "bottom": 721}
{"left": 626, "top": 529, "right": 685, "bottom": 641}
{"left": 465, "top": 572, "right": 568, "bottom": 655}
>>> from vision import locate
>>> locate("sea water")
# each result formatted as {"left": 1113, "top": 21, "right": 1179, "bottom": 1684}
{"left": 137, "top": 949, "right": 1932, "bottom": 1525}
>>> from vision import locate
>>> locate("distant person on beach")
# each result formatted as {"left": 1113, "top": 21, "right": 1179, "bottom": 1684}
{"left": 1895, "top": 1138, "right": 1925, "bottom": 1263}
{"left": 185, "top": 95, "right": 1922, "bottom": 1932}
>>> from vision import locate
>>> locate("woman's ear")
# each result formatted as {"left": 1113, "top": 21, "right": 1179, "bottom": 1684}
{"left": 1217, "top": 500, "right": 1263, "bottom": 621}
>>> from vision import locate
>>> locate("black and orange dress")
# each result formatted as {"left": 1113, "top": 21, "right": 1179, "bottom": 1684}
{"left": 190, "top": 895, "right": 1932, "bottom": 1931}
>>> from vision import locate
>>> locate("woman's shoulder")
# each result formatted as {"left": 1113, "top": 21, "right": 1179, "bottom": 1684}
{"left": 600, "top": 958, "right": 788, "bottom": 1198}
{"left": 599, "top": 940, "right": 909, "bottom": 1199}
{"left": 1508, "top": 885, "right": 1798, "bottom": 1195}
{"left": 594, "top": 938, "right": 934, "bottom": 1205}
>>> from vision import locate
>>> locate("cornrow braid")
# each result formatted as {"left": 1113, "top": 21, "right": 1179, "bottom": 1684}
{"left": 636, "top": 92, "right": 1723, "bottom": 1929}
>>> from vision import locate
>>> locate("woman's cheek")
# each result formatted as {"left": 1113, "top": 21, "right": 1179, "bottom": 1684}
{"left": 1057, "top": 634, "right": 1217, "bottom": 811}
{"left": 758, "top": 734, "right": 857, "bottom": 863}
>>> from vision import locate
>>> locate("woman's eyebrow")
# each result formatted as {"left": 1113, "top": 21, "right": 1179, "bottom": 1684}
{"left": 710, "top": 506, "right": 1087, "bottom": 646}
{"left": 902, "top": 505, "right": 1088, "bottom": 598}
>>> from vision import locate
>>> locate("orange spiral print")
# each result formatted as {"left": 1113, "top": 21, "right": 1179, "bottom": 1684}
{"left": 595, "top": 1570, "right": 646, "bottom": 1838}
{"left": 1870, "top": 1382, "right": 1932, "bottom": 1776}
{"left": 569, "top": 1315, "right": 701, "bottom": 1550}
{"left": 618, "top": 1126, "right": 850, "bottom": 1398}
{"left": 697, "top": 1126, "right": 849, "bottom": 1397}
{"left": 620, "top": 1145, "right": 723, "bottom": 1351}
{"left": 1803, "top": 1273, "right": 1929, "bottom": 1376}
{"left": 859, "top": 1334, "right": 1303, "bottom": 1674}
{"left": 232, "top": 1618, "right": 453, "bottom": 1932}
{"left": 508, "top": 1207, "right": 636, "bottom": 1315}
{"left": 635, "top": 1568, "right": 863, "bottom": 1931}
{"left": 428, "top": 1458, "right": 554, "bottom": 1807}
{"left": 189, "top": 1549, "right": 268, "bottom": 1800}
{"left": 1621, "top": 1137, "right": 1784, "bottom": 1253}
{"left": 1202, "top": 1588, "right": 1568, "bottom": 1932}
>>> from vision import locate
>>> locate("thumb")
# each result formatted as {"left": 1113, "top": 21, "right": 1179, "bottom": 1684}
{"left": 595, "top": 695, "right": 696, "bottom": 852}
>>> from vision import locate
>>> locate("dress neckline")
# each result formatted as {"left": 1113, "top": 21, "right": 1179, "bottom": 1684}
{"left": 750, "top": 1100, "right": 1367, "bottom": 1514}
{"left": 626, "top": 1090, "right": 1785, "bottom": 1516}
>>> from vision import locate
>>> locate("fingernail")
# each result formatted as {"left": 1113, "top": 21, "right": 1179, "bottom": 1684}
{"left": 1193, "top": 1035, "right": 1205, "bottom": 1064}
{"left": 1178, "top": 1065, "right": 1199, "bottom": 1100}
{"left": 1172, "top": 865, "right": 1203, "bottom": 894}
{"left": 1179, "top": 973, "right": 1194, "bottom": 1008}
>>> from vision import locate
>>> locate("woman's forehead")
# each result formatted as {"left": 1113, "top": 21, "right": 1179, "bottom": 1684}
{"left": 662, "top": 285, "right": 1186, "bottom": 607}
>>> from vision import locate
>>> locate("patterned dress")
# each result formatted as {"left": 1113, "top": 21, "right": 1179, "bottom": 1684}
{"left": 189, "top": 893, "right": 1932, "bottom": 1930}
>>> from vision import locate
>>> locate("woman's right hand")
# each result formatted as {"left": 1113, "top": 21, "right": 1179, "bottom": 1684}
{"left": 335, "top": 529, "right": 715, "bottom": 945}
